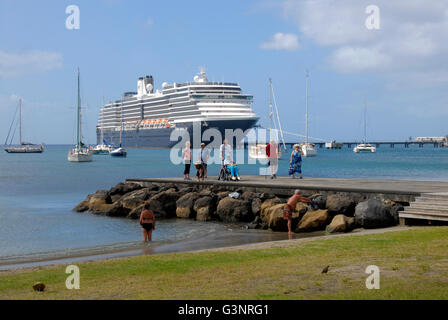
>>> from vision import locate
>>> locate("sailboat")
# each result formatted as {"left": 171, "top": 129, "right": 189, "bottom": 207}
{"left": 68, "top": 68, "right": 93, "bottom": 162}
{"left": 249, "top": 78, "right": 286, "bottom": 160}
{"left": 92, "top": 91, "right": 113, "bottom": 154}
{"left": 109, "top": 99, "right": 127, "bottom": 157}
{"left": 4, "top": 99, "right": 44, "bottom": 153}
{"left": 354, "top": 97, "right": 376, "bottom": 153}
{"left": 301, "top": 70, "right": 317, "bottom": 157}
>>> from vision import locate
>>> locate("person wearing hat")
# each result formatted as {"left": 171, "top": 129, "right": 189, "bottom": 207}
{"left": 289, "top": 144, "right": 303, "bottom": 179}
{"left": 283, "top": 189, "right": 312, "bottom": 234}
{"left": 199, "top": 142, "right": 210, "bottom": 179}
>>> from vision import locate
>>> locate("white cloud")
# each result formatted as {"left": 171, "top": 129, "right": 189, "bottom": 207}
{"left": 0, "top": 50, "right": 63, "bottom": 78}
{"left": 280, "top": 0, "right": 448, "bottom": 84}
{"left": 329, "top": 46, "right": 391, "bottom": 73}
{"left": 260, "top": 32, "right": 300, "bottom": 51}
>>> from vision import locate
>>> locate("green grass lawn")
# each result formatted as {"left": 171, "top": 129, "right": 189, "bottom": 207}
{"left": 1, "top": 227, "right": 447, "bottom": 299}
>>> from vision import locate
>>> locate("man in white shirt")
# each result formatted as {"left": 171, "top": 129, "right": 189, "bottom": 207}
{"left": 220, "top": 139, "right": 232, "bottom": 165}
{"left": 199, "top": 142, "right": 210, "bottom": 178}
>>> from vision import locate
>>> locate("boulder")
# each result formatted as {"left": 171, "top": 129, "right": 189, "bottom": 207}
{"left": 295, "top": 202, "right": 309, "bottom": 214}
{"left": 193, "top": 196, "right": 217, "bottom": 221}
{"left": 176, "top": 192, "right": 200, "bottom": 218}
{"left": 251, "top": 197, "right": 262, "bottom": 216}
{"left": 326, "top": 194, "right": 356, "bottom": 216}
{"left": 216, "top": 197, "right": 252, "bottom": 222}
{"left": 120, "top": 188, "right": 156, "bottom": 211}
{"left": 104, "top": 202, "right": 130, "bottom": 217}
{"left": 354, "top": 199, "right": 395, "bottom": 228}
{"left": 127, "top": 203, "right": 145, "bottom": 219}
{"left": 310, "top": 194, "right": 327, "bottom": 210}
{"left": 109, "top": 182, "right": 142, "bottom": 196}
{"left": 325, "top": 214, "right": 356, "bottom": 233}
{"left": 146, "top": 190, "right": 180, "bottom": 218}
{"left": 198, "top": 189, "right": 213, "bottom": 197}
{"left": 260, "top": 197, "right": 283, "bottom": 221}
{"left": 296, "top": 209, "right": 330, "bottom": 232}
{"left": 73, "top": 200, "right": 89, "bottom": 212}
{"left": 241, "top": 191, "right": 256, "bottom": 201}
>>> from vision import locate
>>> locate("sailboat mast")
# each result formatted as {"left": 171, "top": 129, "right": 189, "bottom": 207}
{"left": 305, "top": 70, "right": 309, "bottom": 144}
{"left": 19, "top": 98, "right": 22, "bottom": 145}
{"left": 101, "top": 90, "right": 104, "bottom": 144}
{"left": 364, "top": 96, "right": 367, "bottom": 144}
{"left": 77, "top": 68, "right": 81, "bottom": 148}
{"left": 268, "top": 78, "right": 273, "bottom": 132}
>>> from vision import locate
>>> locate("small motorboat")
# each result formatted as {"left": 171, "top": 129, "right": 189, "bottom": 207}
{"left": 110, "top": 146, "right": 127, "bottom": 157}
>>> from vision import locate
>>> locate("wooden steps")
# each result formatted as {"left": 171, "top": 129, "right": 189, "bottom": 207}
{"left": 400, "top": 193, "right": 448, "bottom": 223}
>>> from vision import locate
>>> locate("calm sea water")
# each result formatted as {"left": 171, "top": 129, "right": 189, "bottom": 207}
{"left": 0, "top": 144, "right": 447, "bottom": 261}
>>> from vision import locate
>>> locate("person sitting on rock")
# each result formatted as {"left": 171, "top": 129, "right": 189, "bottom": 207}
{"left": 283, "top": 189, "right": 312, "bottom": 234}
{"left": 140, "top": 202, "right": 156, "bottom": 242}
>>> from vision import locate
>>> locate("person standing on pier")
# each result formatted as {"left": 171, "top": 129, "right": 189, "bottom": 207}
{"left": 289, "top": 144, "right": 303, "bottom": 179}
{"left": 199, "top": 142, "right": 210, "bottom": 179}
{"left": 266, "top": 140, "right": 278, "bottom": 179}
{"left": 183, "top": 141, "right": 192, "bottom": 180}
{"left": 140, "top": 203, "right": 156, "bottom": 242}
{"left": 220, "top": 139, "right": 232, "bottom": 166}
{"left": 283, "top": 190, "right": 312, "bottom": 234}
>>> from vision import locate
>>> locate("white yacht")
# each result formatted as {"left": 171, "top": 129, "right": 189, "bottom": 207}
{"left": 4, "top": 99, "right": 44, "bottom": 154}
{"left": 68, "top": 68, "right": 92, "bottom": 162}
{"left": 249, "top": 78, "right": 286, "bottom": 160}
{"left": 92, "top": 93, "right": 114, "bottom": 154}
{"left": 354, "top": 97, "right": 376, "bottom": 153}
{"left": 301, "top": 70, "right": 317, "bottom": 157}
{"left": 354, "top": 143, "right": 376, "bottom": 153}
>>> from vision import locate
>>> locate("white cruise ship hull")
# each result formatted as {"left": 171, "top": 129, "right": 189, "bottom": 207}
{"left": 98, "top": 118, "right": 258, "bottom": 148}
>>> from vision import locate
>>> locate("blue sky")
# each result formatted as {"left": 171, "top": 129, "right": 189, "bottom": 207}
{"left": 1, "top": 0, "right": 447, "bottom": 144}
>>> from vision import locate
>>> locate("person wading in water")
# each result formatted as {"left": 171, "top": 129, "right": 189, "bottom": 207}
{"left": 140, "top": 203, "right": 156, "bottom": 242}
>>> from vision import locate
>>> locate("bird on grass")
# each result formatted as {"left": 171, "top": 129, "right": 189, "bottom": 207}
{"left": 321, "top": 265, "right": 330, "bottom": 274}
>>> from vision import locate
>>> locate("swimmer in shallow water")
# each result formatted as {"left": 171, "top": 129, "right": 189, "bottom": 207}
{"left": 139, "top": 202, "right": 156, "bottom": 242}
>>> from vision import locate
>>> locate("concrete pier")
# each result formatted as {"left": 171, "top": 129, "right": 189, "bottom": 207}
{"left": 127, "top": 176, "right": 448, "bottom": 224}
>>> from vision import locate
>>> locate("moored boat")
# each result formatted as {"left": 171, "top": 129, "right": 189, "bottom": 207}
{"left": 68, "top": 68, "right": 92, "bottom": 162}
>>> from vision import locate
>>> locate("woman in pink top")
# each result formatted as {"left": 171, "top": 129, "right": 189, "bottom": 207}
{"left": 283, "top": 189, "right": 312, "bottom": 234}
{"left": 182, "top": 141, "right": 192, "bottom": 180}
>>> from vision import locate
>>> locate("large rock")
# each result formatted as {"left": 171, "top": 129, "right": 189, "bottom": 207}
{"left": 73, "top": 200, "right": 89, "bottom": 212}
{"left": 216, "top": 197, "right": 252, "bottom": 222}
{"left": 193, "top": 196, "right": 217, "bottom": 221}
{"left": 176, "top": 192, "right": 200, "bottom": 218}
{"left": 146, "top": 190, "right": 180, "bottom": 218}
{"left": 325, "top": 214, "right": 356, "bottom": 233}
{"left": 310, "top": 194, "right": 327, "bottom": 210}
{"left": 296, "top": 209, "right": 330, "bottom": 232}
{"left": 120, "top": 188, "right": 156, "bottom": 211}
{"left": 265, "top": 204, "right": 303, "bottom": 232}
{"left": 109, "top": 182, "right": 142, "bottom": 196}
{"left": 295, "top": 202, "right": 309, "bottom": 214}
{"left": 260, "top": 197, "right": 283, "bottom": 221}
{"left": 251, "top": 197, "right": 262, "bottom": 216}
{"left": 127, "top": 203, "right": 145, "bottom": 219}
{"left": 354, "top": 199, "right": 395, "bottom": 228}
{"left": 326, "top": 194, "right": 356, "bottom": 216}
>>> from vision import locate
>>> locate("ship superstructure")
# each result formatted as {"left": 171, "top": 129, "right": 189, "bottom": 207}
{"left": 97, "top": 69, "right": 259, "bottom": 147}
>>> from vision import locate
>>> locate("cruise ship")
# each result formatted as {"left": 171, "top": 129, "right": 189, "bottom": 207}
{"left": 96, "top": 69, "right": 259, "bottom": 148}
